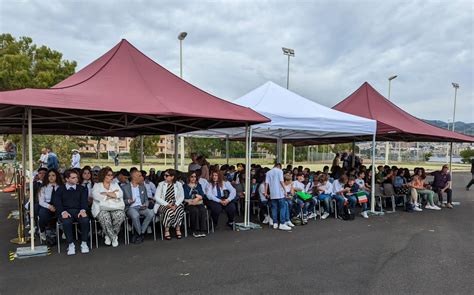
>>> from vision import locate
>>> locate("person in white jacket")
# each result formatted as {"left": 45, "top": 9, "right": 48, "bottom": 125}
{"left": 154, "top": 169, "right": 185, "bottom": 240}
{"left": 91, "top": 167, "right": 125, "bottom": 247}
{"left": 205, "top": 171, "right": 237, "bottom": 229}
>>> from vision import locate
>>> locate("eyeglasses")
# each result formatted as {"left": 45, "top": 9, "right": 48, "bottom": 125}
{"left": 164, "top": 174, "right": 171, "bottom": 177}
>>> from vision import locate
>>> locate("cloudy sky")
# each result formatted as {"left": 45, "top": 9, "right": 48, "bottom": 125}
{"left": 1, "top": 0, "right": 473, "bottom": 122}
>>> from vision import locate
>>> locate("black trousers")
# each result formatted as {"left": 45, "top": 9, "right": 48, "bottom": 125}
{"left": 186, "top": 204, "right": 208, "bottom": 232}
{"left": 467, "top": 174, "right": 474, "bottom": 189}
{"left": 60, "top": 209, "right": 90, "bottom": 244}
{"left": 433, "top": 187, "right": 452, "bottom": 204}
{"left": 38, "top": 206, "right": 55, "bottom": 231}
{"left": 207, "top": 201, "right": 236, "bottom": 226}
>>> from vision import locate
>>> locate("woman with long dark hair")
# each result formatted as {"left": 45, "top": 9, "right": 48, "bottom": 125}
{"left": 205, "top": 171, "right": 236, "bottom": 228}
{"left": 38, "top": 169, "right": 63, "bottom": 241}
{"left": 183, "top": 171, "right": 208, "bottom": 238}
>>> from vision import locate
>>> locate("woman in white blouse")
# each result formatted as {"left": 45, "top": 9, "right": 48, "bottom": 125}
{"left": 205, "top": 171, "right": 236, "bottom": 228}
{"left": 91, "top": 167, "right": 125, "bottom": 247}
{"left": 154, "top": 169, "right": 185, "bottom": 240}
{"left": 38, "top": 169, "right": 63, "bottom": 241}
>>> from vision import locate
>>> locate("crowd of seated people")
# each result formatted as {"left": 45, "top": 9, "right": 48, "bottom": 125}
{"left": 28, "top": 151, "right": 454, "bottom": 254}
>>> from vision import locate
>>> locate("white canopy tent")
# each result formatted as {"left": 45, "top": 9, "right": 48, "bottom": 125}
{"left": 185, "top": 81, "right": 379, "bottom": 224}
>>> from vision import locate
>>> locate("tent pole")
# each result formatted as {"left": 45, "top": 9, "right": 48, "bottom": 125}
{"left": 449, "top": 142, "right": 453, "bottom": 188}
{"left": 244, "top": 124, "right": 252, "bottom": 226}
{"left": 28, "top": 108, "right": 35, "bottom": 250}
{"left": 292, "top": 144, "right": 295, "bottom": 164}
{"left": 21, "top": 114, "right": 27, "bottom": 178}
{"left": 276, "top": 137, "right": 283, "bottom": 163}
{"left": 180, "top": 136, "right": 185, "bottom": 171}
{"left": 139, "top": 135, "right": 144, "bottom": 171}
{"left": 351, "top": 141, "right": 356, "bottom": 168}
{"left": 225, "top": 135, "right": 230, "bottom": 165}
{"left": 283, "top": 144, "right": 287, "bottom": 166}
{"left": 174, "top": 133, "right": 179, "bottom": 170}
{"left": 370, "top": 133, "right": 376, "bottom": 213}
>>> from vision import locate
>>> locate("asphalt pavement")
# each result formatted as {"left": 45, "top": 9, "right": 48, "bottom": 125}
{"left": 1, "top": 173, "right": 473, "bottom": 295}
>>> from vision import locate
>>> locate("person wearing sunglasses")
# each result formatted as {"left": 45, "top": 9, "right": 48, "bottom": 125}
{"left": 183, "top": 171, "right": 208, "bottom": 238}
{"left": 91, "top": 167, "right": 125, "bottom": 247}
{"left": 154, "top": 169, "right": 185, "bottom": 240}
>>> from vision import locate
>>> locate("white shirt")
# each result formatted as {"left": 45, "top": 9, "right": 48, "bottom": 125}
{"left": 293, "top": 180, "right": 305, "bottom": 192}
{"left": 205, "top": 181, "right": 236, "bottom": 203}
{"left": 355, "top": 178, "right": 366, "bottom": 189}
{"left": 39, "top": 153, "right": 48, "bottom": 168}
{"left": 131, "top": 184, "right": 142, "bottom": 207}
{"left": 91, "top": 182, "right": 124, "bottom": 217}
{"left": 38, "top": 184, "right": 58, "bottom": 209}
{"left": 258, "top": 183, "right": 267, "bottom": 202}
{"left": 188, "top": 162, "right": 201, "bottom": 172}
{"left": 71, "top": 153, "right": 81, "bottom": 168}
{"left": 82, "top": 181, "right": 93, "bottom": 198}
{"left": 144, "top": 181, "right": 156, "bottom": 199}
{"left": 198, "top": 178, "right": 209, "bottom": 189}
{"left": 317, "top": 182, "right": 332, "bottom": 194}
{"left": 265, "top": 167, "right": 284, "bottom": 199}
{"left": 332, "top": 180, "right": 345, "bottom": 195}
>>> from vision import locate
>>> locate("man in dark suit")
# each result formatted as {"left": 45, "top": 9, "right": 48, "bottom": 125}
{"left": 54, "top": 169, "right": 90, "bottom": 255}
{"left": 122, "top": 170, "right": 153, "bottom": 244}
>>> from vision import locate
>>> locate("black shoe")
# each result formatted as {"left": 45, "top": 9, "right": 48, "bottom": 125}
{"left": 131, "top": 233, "right": 138, "bottom": 244}
{"left": 226, "top": 222, "right": 234, "bottom": 229}
{"left": 135, "top": 234, "right": 143, "bottom": 244}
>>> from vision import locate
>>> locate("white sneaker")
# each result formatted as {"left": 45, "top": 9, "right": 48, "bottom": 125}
{"left": 307, "top": 213, "right": 316, "bottom": 219}
{"left": 322, "top": 212, "right": 330, "bottom": 219}
{"left": 62, "top": 233, "right": 66, "bottom": 240}
{"left": 112, "top": 236, "right": 119, "bottom": 247}
{"left": 67, "top": 243, "right": 75, "bottom": 256}
{"left": 286, "top": 221, "right": 295, "bottom": 227}
{"left": 147, "top": 226, "right": 152, "bottom": 234}
{"left": 262, "top": 215, "right": 269, "bottom": 224}
{"left": 268, "top": 218, "right": 274, "bottom": 226}
{"left": 273, "top": 223, "right": 278, "bottom": 229}
{"left": 279, "top": 224, "right": 292, "bottom": 231}
{"left": 361, "top": 211, "right": 369, "bottom": 219}
{"left": 80, "top": 242, "right": 89, "bottom": 254}
{"left": 425, "top": 204, "right": 434, "bottom": 210}
{"left": 413, "top": 206, "right": 422, "bottom": 212}
{"left": 432, "top": 205, "right": 441, "bottom": 210}
{"left": 39, "top": 232, "right": 46, "bottom": 241}
{"left": 104, "top": 235, "right": 111, "bottom": 246}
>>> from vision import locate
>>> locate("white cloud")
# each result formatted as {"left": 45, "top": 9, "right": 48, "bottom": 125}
{"left": 1, "top": 0, "right": 472, "bottom": 122}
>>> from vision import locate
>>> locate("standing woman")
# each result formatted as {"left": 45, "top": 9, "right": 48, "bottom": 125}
{"left": 197, "top": 156, "right": 210, "bottom": 181}
{"left": 154, "top": 169, "right": 185, "bottom": 240}
{"left": 183, "top": 171, "right": 208, "bottom": 238}
{"left": 38, "top": 169, "right": 63, "bottom": 241}
{"left": 91, "top": 167, "right": 126, "bottom": 247}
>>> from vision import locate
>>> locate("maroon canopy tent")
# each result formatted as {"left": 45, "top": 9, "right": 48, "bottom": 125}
{"left": 333, "top": 82, "right": 474, "bottom": 142}
{"left": 0, "top": 39, "right": 269, "bottom": 136}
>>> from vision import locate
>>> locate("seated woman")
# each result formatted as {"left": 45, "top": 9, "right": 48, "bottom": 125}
{"left": 155, "top": 169, "right": 185, "bottom": 240}
{"left": 91, "top": 167, "right": 126, "bottom": 247}
{"left": 38, "top": 169, "right": 63, "bottom": 241}
{"left": 316, "top": 173, "right": 333, "bottom": 219}
{"left": 205, "top": 171, "right": 237, "bottom": 229}
{"left": 183, "top": 171, "right": 208, "bottom": 238}
{"left": 410, "top": 173, "right": 440, "bottom": 210}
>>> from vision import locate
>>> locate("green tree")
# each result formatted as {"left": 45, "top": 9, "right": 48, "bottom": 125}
{"left": 185, "top": 138, "right": 224, "bottom": 158}
{"left": 130, "top": 136, "right": 161, "bottom": 164}
{"left": 423, "top": 152, "right": 433, "bottom": 162}
{"left": 0, "top": 33, "right": 76, "bottom": 90}
{"left": 460, "top": 148, "right": 474, "bottom": 163}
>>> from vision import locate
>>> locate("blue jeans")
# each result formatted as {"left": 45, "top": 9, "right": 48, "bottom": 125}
{"left": 318, "top": 194, "right": 332, "bottom": 213}
{"left": 271, "top": 198, "right": 288, "bottom": 224}
{"left": 333, "top": 194, "right": 346, "bottom": 214}
{"left": 295, "top": 198, "right": 311, "bottom": 215}
{"left": 347, "top": 196, "right": 358, "bottom": 209}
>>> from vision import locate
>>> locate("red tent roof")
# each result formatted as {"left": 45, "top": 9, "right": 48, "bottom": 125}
{"left": 0, "top": 39, "right": 269, "bottom": 136}
{"left": 333, "top": 82, "right": 474, "bottom": 142}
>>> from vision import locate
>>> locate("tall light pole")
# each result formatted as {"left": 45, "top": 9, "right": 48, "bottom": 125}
{"left": 449, "top": 83, "right": 459, "bottom": 182}
{"left": 385, "top": 75, "right": 397, "bottom": 165}
{"left": 282, "top": 47, "right": 294, "bottom": 165}
{"left": 178, "top": 32, "right": 187, "bottom": 171}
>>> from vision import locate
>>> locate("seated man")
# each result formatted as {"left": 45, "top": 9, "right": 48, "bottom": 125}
{"left": 54, "top": 169, "right": 90, "bottom": 255}
{"left": 345, "top": 176, "right": 369, "bottom": 219}
{"left": 430, "top": 164, "right": 453, "bottom": 209}
{"left": 122, "top": 170, "right": 154, "bottom": 244}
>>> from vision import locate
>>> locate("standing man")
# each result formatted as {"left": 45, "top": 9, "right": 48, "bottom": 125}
{"left": 188, "top": 152, "right": 201, "bottom": 172}
{"left": 121, "top": 170, "right": 154, "bottom": 244}
{"left": 265, "top": 163, "right": 291, "bottom": 231}
{"left": 431, "top": 164, "right": 453, "bottom": 208}
{"left": 46, "top": 148, "right": 59, "bottom": 170}
{"left": 53, "top": 169, "right": 90, "bottom": 255}
{"left": 39, "top": 148, "right": 48, "bottom": 168}
{"left": 71, "top": 149, "right": 81, "bottom": 168}
{"left": 466, "top": 157, "right": 474, "bottom": 191}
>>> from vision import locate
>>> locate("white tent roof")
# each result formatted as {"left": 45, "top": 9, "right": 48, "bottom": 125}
{"left": 186, "top": 81, "right": 376, "bottom": 142}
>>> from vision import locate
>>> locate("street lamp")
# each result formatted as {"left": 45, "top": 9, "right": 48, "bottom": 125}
{"left": 385, "top": 75, "right": 398, "bottom": 165}
{"left": 282, "top": 47, "right": 295, "bottom": 165}
{"left": 178, "top": 32, "right": 187, "bottom": 171}
{"left": 449, "top": 82, "right": 459, "bottom": 183}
